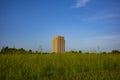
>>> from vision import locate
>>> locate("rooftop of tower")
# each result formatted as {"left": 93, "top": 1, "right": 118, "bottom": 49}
{"left": 53, "top": 36, "right": 64, "bottom": 39}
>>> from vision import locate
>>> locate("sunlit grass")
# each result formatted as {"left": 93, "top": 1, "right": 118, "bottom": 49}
{"left": 0, "top": 53, "right": 120, "bottom": 80}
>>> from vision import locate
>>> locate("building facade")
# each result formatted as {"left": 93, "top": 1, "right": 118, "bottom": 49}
{"left": 52, "top": 36, "right": 65, "bottom": 53}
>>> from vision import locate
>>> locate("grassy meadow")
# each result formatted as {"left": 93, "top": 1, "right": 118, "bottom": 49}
{"left": 0, "top": 53, "right": 120, "bottom": 80}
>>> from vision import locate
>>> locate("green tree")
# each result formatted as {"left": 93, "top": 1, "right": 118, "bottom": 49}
{"left": 111, "top": 50, "right": 120, "bottom": 54}
{"left": 79, "top": 50, "right": 82, "bottom": 54}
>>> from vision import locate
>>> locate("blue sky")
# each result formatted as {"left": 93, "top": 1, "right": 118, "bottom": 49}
{"left": 0, "top": 0, "right": 120, "bottom": 52}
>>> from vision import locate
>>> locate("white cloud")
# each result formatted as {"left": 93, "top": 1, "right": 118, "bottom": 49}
{"left": 94, "top": 35, "right": 120, "bottom": 41}
{"left": 66, "top": 34, "right": 120, "bottom": 52}
{"left": 83, "top": 14, "right": 120, "bottom": 21}
{"left": 73, "top": 0, "right": 90, "bottom": 8}
{"left": 75, "top": 35, "right": 120, "bottom": 52}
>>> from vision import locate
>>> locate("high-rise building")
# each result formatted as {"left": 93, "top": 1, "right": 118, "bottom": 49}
{"left": 52, "top": 36, "right": 65, "bottom": 53}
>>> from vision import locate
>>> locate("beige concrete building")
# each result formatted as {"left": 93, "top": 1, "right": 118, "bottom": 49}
{"left": 52, "top": 36, "right": 65, "bottom": 53}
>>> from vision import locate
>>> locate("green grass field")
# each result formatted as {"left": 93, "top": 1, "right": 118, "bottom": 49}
{"left": 0, "top": 53, "right": 120, "bottom": 80}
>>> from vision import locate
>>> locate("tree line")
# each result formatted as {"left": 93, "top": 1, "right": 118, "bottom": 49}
{"left": 0, "top": 46, "right": 120, "bottom": 54}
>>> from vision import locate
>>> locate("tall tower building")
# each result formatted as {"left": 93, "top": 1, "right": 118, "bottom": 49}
{"left": 52, "top": 36, "right": 65, "bottom": 53}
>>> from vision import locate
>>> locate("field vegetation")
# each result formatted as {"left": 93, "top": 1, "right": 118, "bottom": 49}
{"left": 0, "top": 47, "right": 120, "bottom": 80}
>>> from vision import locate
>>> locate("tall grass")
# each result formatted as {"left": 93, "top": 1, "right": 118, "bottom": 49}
{"left": 0, "top": 53, "right": 120, "bottom": 80}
